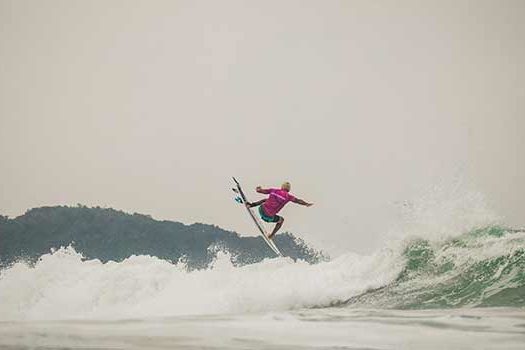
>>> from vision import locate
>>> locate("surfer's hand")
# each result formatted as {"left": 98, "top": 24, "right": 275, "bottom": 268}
{"left": 245, "top": 202, "right": 251, "bottom": 207}
{"left": 306, "top": 203, "right": 313, "bottom": 207}
{"left": 256, "top": 186, "right": 262, "bottom": 192}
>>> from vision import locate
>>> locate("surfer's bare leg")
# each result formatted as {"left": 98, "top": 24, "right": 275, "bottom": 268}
{"left": 246, "top": 199, "right": 266, "bottom": 208}
{"left": 268, "top": 217, "right": 284, "bottom": 239}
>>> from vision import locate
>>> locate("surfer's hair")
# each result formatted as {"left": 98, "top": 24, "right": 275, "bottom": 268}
{"left": 281, "top": 182, "right": 291, "bottom": 191}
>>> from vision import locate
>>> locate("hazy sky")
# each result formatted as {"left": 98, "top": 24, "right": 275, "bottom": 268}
{"left": 1, "top": 0, "right": 524, "bottom": 255}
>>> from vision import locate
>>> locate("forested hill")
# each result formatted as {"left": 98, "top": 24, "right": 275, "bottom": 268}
{"left": 0, "top": 206, "right": 325, "bottom": 269}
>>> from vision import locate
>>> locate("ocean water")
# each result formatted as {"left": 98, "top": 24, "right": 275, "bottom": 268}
{"left": 0, "top": 226, "right": 523, "bottom": 349}
{"left": 0, "top": 308, "right": 523, "bottom": 349}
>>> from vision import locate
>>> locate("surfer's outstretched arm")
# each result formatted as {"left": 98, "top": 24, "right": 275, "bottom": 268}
{"left": 292, "top": 198, "right": 313, "bottom": 207}
{"left": 256, "top": 186, "right": 271, "bottom": 194}
{"left": 246, "top": 199, "right": 266, "bottom": 208}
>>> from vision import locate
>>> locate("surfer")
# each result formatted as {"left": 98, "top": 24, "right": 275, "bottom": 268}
{"left": 246, "top": 182, "right": 313, "bottom": 239}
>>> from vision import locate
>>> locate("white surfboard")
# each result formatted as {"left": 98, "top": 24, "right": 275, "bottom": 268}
{"left": 232, "top": 177, "right": 283, "bottom": 257}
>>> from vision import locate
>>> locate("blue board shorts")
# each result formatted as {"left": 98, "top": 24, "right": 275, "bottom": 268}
{"left": 258, "top": 206, "right": 281, "bottom": 223}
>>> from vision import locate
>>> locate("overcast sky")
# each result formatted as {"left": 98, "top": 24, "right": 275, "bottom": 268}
{"left": 1, "top": 0, "right": 523, "bottom": 255}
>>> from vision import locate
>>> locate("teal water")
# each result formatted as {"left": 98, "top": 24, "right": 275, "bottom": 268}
{"left": 346, "top": 226, "right": 525, "bottom": 309}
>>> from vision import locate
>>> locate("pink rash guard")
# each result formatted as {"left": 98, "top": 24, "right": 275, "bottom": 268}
{"left": 261, "top": 188, "right": 296, "bottom": 216}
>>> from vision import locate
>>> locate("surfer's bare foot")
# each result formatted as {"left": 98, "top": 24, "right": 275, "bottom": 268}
{"left": 267, "top": 234, "right": 274, "bottom": 240}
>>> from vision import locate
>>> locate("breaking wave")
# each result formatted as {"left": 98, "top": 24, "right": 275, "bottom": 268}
{"left": 345, "top": 226, "right": 525, "bottom": 309}
{"left": 0, "top": 225, "right": 523, "bottom": 321}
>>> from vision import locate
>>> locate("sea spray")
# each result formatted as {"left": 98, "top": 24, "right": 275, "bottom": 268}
{"left": 389, "top": 178, "right": 500, "bottom": 244}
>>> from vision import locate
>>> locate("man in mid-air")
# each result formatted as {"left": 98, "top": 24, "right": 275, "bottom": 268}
{"left": 246, "top": 182, "right": 313, "bottom": 239}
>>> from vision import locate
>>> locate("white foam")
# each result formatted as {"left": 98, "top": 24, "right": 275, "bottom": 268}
{"left": 0, "top": 246, "right": 403, "bottom": 321}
